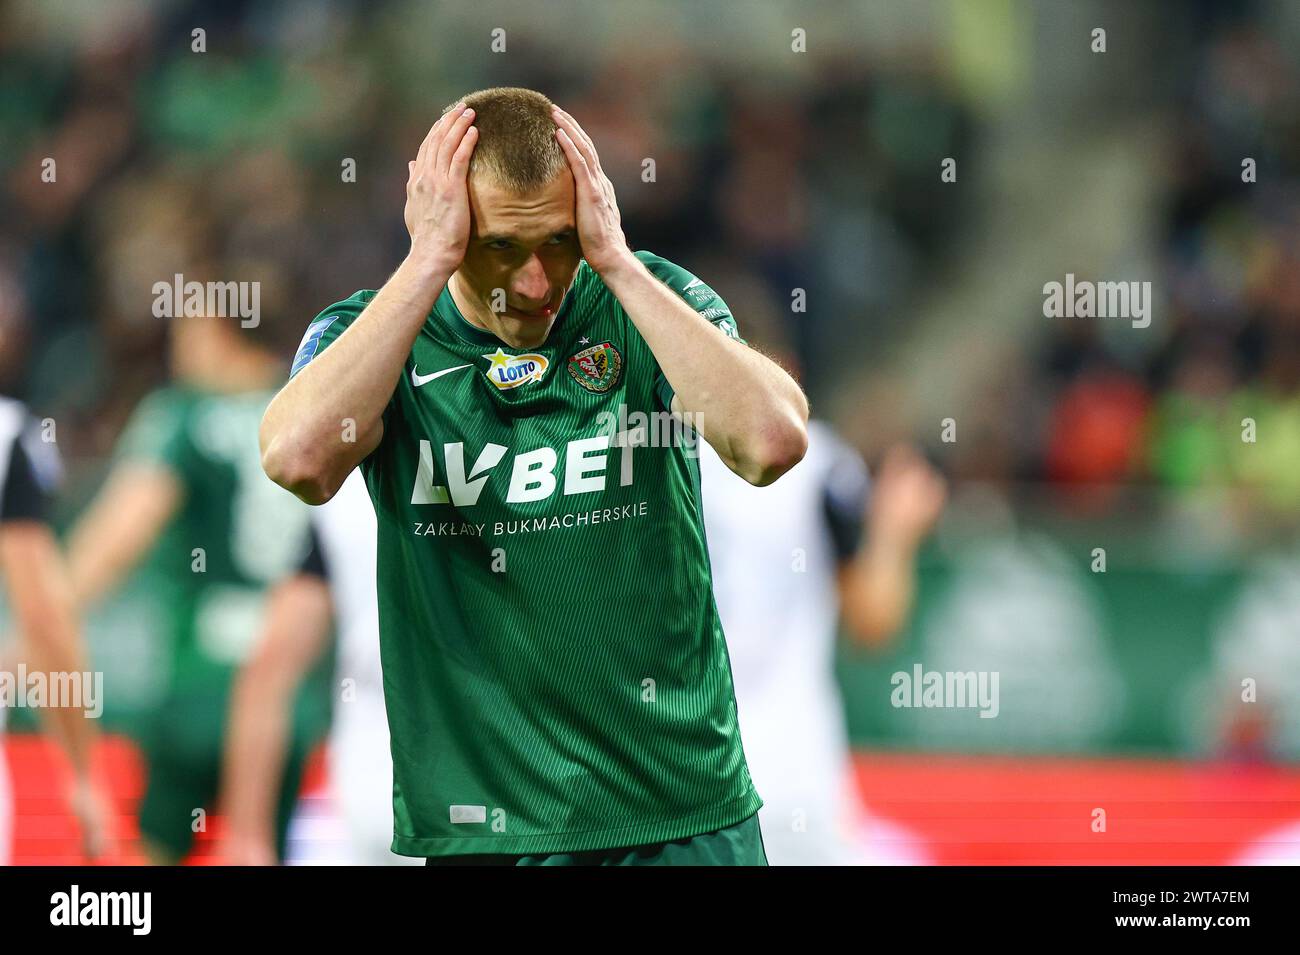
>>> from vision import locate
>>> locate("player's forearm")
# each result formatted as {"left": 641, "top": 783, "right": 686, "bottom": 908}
{"left": 260, "top": 255, "right": 452, "bottom": 504}
{"left": 222, "top": 664, "right": 296, "bottom": 847}
{"left": 600, "top": 255, "right": 809, "bottom": 485}
{"left": 65, "top": 530, "right": 124, "bottom": 611}
{"left": 26, "top": 629, "right": 98, "bottom": 775}
{"left": 840, "top": 531, "right": 920, "bottom": 647}
{"left": 4, "top": 528, "right": 99, "bottom": 774}
{"left": 222, "top": 577, "right": 331, "bottom": 851}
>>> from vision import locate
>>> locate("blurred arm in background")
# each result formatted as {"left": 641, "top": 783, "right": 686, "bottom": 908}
{"left": 837, "top": 444, "right": 947, "bottom": 648}
{"left": 64, "top": 464, "right": 180, "bottom": 610}
{"left": 0, "top": 414, "right": 115, "bottom": 859}
{"left": 220, "top": 535, "right": 333, "bottom": 866}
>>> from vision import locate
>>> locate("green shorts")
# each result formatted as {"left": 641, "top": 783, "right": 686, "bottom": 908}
{"left": 424, "top": 812, "right": 769, "bottom": 867}
{"left": 136, "top": 690, "right": 308, "bottom": 862}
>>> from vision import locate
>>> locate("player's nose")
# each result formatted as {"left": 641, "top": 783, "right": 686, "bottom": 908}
{"left": 513, "top": 255, "right": 551, "bottom": 305}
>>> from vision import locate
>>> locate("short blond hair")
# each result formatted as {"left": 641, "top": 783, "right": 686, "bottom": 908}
{"left": 442, "top": 87, "right": 568, "bottom": 194}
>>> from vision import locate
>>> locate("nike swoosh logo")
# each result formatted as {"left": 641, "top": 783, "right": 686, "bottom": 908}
{"left": 684, "top": 277, "right": 703, "bottom": 290}
{"left": 412, "top": 364, "right": 472, "bottom": 387}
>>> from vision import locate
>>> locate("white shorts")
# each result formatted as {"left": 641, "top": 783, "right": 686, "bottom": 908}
{"left": 329, "top": 725, "right": 420, "bottom": 866}
{"left": 757, "top": 776, "right": 931, "bottom": 866}
{"left": 283, "top": 720, "right": 420, "bottom": 866}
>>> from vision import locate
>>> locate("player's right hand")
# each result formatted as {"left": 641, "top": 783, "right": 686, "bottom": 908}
{"left": 404, "top": 103, "right": 478, "bottom": 273}
{"left": 67, "top": 774, "right": 117, "bottom": 862}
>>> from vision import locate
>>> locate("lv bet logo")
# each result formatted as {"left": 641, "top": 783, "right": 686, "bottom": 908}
{"left": 412, "top": 437, "right": 638, "bottom": 505}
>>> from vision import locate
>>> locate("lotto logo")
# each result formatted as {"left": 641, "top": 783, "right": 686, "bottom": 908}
{"left": 483, "top": 348, "right": 548, "bottom": 389}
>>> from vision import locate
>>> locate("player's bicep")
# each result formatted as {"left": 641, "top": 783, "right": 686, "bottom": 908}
{"left": 289, "top": 313, "right": 350, "bottom": 380}
{"left": 639, "top": 251, "right": 746, "bottom": 410}
{"left": 286, "top": 298, "right": 391, "bottom": 468}
{"left": 245, "top": 574, "right": 334, "bottom": 680}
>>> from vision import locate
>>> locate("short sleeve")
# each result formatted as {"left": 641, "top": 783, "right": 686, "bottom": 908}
{"left": 297, "top": 523, "right": 329, "bottom": 582}
{"left": 634, "top": 251, "right": 745, "bottom": 410}
{"left": 0, "top": 423, "right": 60, "bottom": 524}
{"left": 821, "top": 431, "right": 871, "bottom": 564}
{"left": 289, "top": 291, "right": 375, "bottom": 380}
{"left": 114, "top": 389, "right": 194, "bottom": 476}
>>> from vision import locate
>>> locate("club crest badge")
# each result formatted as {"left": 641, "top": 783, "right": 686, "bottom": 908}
{"left": 567, "top": 341, "right": 623, "bottom": 393}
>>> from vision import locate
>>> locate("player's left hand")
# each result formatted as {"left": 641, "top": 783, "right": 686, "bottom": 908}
{"left": 868, "top": 444, "right": 947, "bottom": 547}
{"left": 551, "top": 105, "right": 632, "bottom": 275}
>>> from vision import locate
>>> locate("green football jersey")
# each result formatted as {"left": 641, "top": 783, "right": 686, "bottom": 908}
{"left": 116, "top": 386, "right": 314, "bottom": 692}
{"left": 291, "top": 250, "right": 762, "bottom": 856}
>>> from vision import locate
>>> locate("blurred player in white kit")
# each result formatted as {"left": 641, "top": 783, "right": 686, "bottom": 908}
{"left": 697, "top": 303, "right": 946, "bottom": 866}
{"left": 0, "top": 392, "right": 114, "bottom": 864}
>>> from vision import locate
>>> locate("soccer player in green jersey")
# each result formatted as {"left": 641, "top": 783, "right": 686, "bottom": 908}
{"left": 261, "top": 87, "right": 809, "bottom": 865}
{"left": 68, "top": 315, "right": 324, "bottom": 864}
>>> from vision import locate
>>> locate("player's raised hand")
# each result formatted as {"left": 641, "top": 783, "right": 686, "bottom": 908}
{"left": 551, "top": 105, "right": 631, "bottom": 275}
{"left": 868, "top": 444, "right": 948, "bottom": 547}
{"left": 405, "top": 103, "right": 478, "bottom": 272}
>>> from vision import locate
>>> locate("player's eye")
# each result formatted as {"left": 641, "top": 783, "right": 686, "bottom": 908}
{"left": 546, "top": 233, "right": 573, "bottom": 245}
{"left": 487, "top": 240, "right": 513, "bottom": 251}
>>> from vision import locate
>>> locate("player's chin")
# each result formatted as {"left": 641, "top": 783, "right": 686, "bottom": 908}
{"left": 500, "top": 311, "right": 558, "bottom": 345}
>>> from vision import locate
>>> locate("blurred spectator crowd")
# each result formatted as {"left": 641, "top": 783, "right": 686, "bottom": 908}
{"left": 0, "top": 0, "right": 1294, "bottom": 529}
{"left": 1019, "top": 16, "right": 1299, "bottom": 525}
{"left": 0, "top": 0, "right": 971, "bottom": 500}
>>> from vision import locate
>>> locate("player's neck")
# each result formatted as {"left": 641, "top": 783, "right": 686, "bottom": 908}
{"left": 448, "top": 272, "right": 552, "bottom": 351}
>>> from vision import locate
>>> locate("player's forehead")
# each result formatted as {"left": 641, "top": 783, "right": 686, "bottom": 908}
{"left": 468, "top": 171, "right": 574, "bottom": 243}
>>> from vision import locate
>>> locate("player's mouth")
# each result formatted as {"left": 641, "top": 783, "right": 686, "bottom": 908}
{"left": 506, "top": 293, "right": 559, "bottom": 319}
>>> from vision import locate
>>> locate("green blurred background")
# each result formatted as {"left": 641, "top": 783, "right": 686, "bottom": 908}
{"left": 1, "top": 0, "right": 1298, "bottom": 764}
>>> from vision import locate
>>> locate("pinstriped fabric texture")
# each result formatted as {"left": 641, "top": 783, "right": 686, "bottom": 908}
{"left": 293, "top": 251, "right": 761, "bottom": 856}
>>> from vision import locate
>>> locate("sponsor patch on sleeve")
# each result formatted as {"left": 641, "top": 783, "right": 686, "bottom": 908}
{"left": 290, "top": 316, "right": 340, "bottom": 377}
{"left": 712, "top": 315, "right": 741, "bottom": 340}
